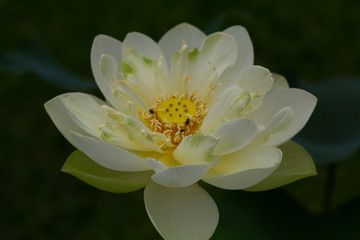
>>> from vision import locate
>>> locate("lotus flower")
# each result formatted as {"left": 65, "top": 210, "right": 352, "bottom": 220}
{"left": 45, "top": 23, "right": 317, "bottom": 240}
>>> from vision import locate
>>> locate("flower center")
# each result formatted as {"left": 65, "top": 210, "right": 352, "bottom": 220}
{"left": 157, "top": 98, "right": 196, "bottom": 124}
{"left": 139, "top": 93, "right": 208, "bottom": 148}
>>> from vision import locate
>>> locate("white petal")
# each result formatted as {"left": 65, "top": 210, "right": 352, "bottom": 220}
{"left": 47, "top": 92, "right": 153, "bottom": 152}
{"left": 147, "top": 158, "right": 210, "bottom": 188}
{"left": 172, "top": 132, "right": 221, "bottom": 166}
{"left": 209, "top": 25, "right": 254, "bottom": 105}
{"left": 123, "top": 32, "right": 170, "bottom": 93}
{"left": 236, "top": 65, "right": 273, "bottom": 113}
{"left": 245, "top": 140, "right": 317, "bottom": 191}
{"left": 44, "top": 94, "right": 92, "bottom": 147}
{"left": 122, "top": 47, "right": 168, "bottom": 101}
{"left": 59, "top": 92, "right": 161, "bottom": 152}
{"left": 159, "top": 23, "right": 206, "bottom": 67}
{"left": 169, "top": 42, "right": 196, "bottom": 93}
{"left": 203, "top": 147, "right": 282, "bottom": 189}
{"left": 224, "top": 25, "right": 254, "bottom": 70}
{"left": 201, "top": 85, "right": 250, "bottom": 130}
{"left": 62, "top": 93, "right": 158, "bottom": 151}
{"left": 124, "top": 118, "right": 163, "bottom": 152}
{"left": 91, "top": 35, "right": 124, "bottom": 109}
{"left": 70, "top": 132, "right": 151, "bottom": 172}
{"left": 144, "top": 182, "right": 218, "bottom": 240}
{"left": 249, "top": 88, "right": 317, "bottom": 147}
{"left": 100, "top": 54, "right": 149, "bottom": 111}
{"left": 189, "top": 32, "right": 237, "bottom": 95}
{"left": 123, "top": 32, "right": 163, "bottom": 61}
{"left": 62, "top": 92, "right": 112, "bottom": 137}
{"left": 147, "top": 157, "right": 168, "bottom": 172}
{"left": 238, "top": 65, "right": 273, "bottom": 94}
{"left": 121, "top": 65, "right": 157, "bottom": 105}
{"left": 98, "top": 123, "right": 147, "bottom": 151}
{"left": 271, "top": 73, "right": 289, "bottom": 92}
{"left": 250, "top": 107, "right": 294, "bottom": 146}
{"left": 212, "top": 118, "right": 257, "bottom": 155}
{"left": 264, "top": 107, "right": 294, "bottom": 133}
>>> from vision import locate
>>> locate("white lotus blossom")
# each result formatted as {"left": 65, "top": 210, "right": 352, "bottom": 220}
{"left": 45, "top": 23, "right": 317, "bottom": 240}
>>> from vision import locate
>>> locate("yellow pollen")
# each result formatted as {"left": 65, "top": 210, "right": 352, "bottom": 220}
{"left": 157, "top": 98, "right": 196, "bottom": 124}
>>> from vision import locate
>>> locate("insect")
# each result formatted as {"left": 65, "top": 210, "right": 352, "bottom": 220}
{"left": 185, "top": 118, "right": 190, "bottom": 125}
{"left": 149, "top": 109, "right": 154, "bottom": 114}
{"left": 179, "top": 129, "right": 185, "bottom": 133}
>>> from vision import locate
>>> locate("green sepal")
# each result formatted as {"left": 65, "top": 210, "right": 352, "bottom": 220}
{"left": 62, "top": 150, "right": 153, "bottom": 193}
{"left": 245, "top": 140, "right": 317, "bottom": 191}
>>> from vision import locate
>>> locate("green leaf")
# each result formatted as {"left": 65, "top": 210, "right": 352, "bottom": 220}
{"left": 245, "top": 140, "right": 317, "bottom": 191}
{"left": 62, "top": 150, "right": 153, "bottom": 193}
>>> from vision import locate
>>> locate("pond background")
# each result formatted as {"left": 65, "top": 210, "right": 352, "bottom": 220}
{"left": 1, "top": 0, "right": 359, "bottom": 239}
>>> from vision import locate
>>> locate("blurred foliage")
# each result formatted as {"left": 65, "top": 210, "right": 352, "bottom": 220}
{"left": 295, "top": 78, "right": 360, "bottom": 164}
{"left": 0, "top": 41, "right": 96, "bottom": 90}
{"left": 285, "top": 150, "right": 360, "bottom": 215}
{"left": 1, "top": 0, "right": 360, "bottom": 239}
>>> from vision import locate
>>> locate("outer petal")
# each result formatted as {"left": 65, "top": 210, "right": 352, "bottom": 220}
{"left": 203, "top": 147, "right": 282, "bottom": 189}
{"left": 159, "top": 23, "right": 206, "bottom": 66}
{"left": 44, "top": 94, "right": 92, "bottom": 146}
{"left": 58, "top": 92, "right": 160, "bottom": 152}
{"left": 249, "top": 88, "right": 317, "bottom": 147}
{"left": 61, "top": 92, "right": 112, "bottom": 137}
{"left": 91, "top": 35, "right": 123, "bottom": 109}
{"left": 46, "top": 93, "right": 147, "bottom": 151}
{"left": 63, "top": 150, "right": 152, "bottom": 193}
{"left": 212, "top": 118, "right": 257, "bottom": 155}
{"left": 144, "top": 182, "right": 218, "bottom": 240}
{"left": 147, "top": 158, "right": 210, "bottom": 188}
{"left": 245, "top": 141, "right": 317, "bottom": 191}
{"left": 172, "top": 132, "right": 221, "bottom": 166}
{"left": 70, "top": 132, "right": 152, "bottom": 172}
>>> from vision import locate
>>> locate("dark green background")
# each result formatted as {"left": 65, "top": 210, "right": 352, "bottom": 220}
{"left": 1, "top": 0, "right": 360, "bottom": 239}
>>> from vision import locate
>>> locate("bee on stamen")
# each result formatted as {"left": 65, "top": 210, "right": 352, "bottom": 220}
{"left": 149, "top": 109, "right": 154, "bottom": 114}
{"left": 185, "top": 118, "right": 190, "bottom": 125}
{"left": 179, "top": 129, "right": 185, "bottom": 133}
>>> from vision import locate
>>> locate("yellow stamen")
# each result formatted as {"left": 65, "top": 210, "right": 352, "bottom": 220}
{"left": 157, "top": 98, "right": 196, "bottom": 124}
{"left": 139, "top": 92, "right": 208, "bottom": 147}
